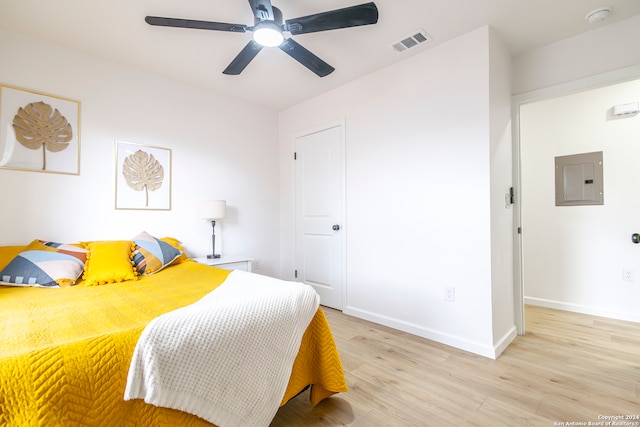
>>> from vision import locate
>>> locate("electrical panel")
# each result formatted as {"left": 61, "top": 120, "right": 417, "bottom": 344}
{"left": 555, "top": 151, "right": 604, "bottom": 206}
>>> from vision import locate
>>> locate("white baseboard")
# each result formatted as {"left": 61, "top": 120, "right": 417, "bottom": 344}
{"left": 343, "top": 305, "right": 517, "bottom": 360}
{"left": 525, "top": 297, "right": 640, "bottom": 323}
{"left": 493, "top": 325, "right": 518, "bottom": 357}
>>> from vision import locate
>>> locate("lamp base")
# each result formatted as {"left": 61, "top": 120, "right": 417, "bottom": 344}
{"left": 207, "top": 254, "right": 221, "bottom": 259}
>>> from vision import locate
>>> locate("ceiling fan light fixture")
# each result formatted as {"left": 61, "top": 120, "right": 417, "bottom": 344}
{"left": 144, "top": 2, "right": 379, "bottom": 76}
{"left": 253, "top": 23, "right": 284, "bottom": 47}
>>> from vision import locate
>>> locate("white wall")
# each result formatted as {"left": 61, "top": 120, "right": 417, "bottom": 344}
{"left": 0, "top": 29, "right": 281, "bottom": 276}
{"left": 279, "top": 26, "right": 515, "bottom": 358}
{"left": 513, "top": 15, "right": 640, "bottom": 95}
{"left": 488, "top": 29, "right": 516, "bottom": 352}
{"left": 520, "top": 79, "right": 640, "bottom": 322}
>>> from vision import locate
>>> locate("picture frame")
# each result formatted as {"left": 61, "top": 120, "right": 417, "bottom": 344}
{"left": 115, "top": 140, "right": 172, "bottom": 210}
{"left": 0, "top": 84, "right": 80, "bottom": 175}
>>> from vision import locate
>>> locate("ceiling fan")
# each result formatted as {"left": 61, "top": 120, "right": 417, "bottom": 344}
{"left": 145, "top": 1, "right": 379, "bottom": 77}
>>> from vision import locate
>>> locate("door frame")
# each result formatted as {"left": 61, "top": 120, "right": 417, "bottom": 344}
{"left": 512, "top": 64, "right": 640, "bottom": 335}
{"left": 293, "top": 118, "right": 347, "bottom": 310}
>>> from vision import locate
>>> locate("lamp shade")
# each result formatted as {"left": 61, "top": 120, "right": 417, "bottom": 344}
{"left": 199, "top": 200, "right": 226, "bottom": 220}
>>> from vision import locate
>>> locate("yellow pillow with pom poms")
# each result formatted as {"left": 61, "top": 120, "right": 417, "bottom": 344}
{"left": 82, "top": 240, "right": 137, "bottom": 286}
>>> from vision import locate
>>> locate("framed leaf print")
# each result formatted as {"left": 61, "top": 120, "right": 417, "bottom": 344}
{"left": 115, "top": 141, "right": 171, "bottom": 210}
{"left": 0, "top": 84, "right": 80, "bottom": 175}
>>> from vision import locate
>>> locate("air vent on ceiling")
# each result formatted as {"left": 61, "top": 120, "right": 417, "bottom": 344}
{"left": 392, "top": 29, "right": 432, "bottom": 53}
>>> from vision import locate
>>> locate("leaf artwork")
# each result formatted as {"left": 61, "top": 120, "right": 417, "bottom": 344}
{"left": 122, "top": 149, "right": 164, "bottom": 207}
{"left": 12, "top": 101, "right": 73, "bottom": 170}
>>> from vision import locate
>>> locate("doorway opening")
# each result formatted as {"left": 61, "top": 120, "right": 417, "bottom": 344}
{"left": 513, "top": 66, "right": 640, "bottom": 334}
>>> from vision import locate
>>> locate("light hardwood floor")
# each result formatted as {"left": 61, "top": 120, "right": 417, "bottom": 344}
{"left": 271, "top": 305, "right": 640, "bottom": 426}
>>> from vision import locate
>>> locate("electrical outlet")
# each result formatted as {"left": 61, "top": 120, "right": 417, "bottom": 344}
{"left": 623, "top": 268, "right": 634, "bottom": 282}
{"left": 253, "top": 260, "right": 261, "bottom": 270}
{"left": 443, "top": 286, "right": 455, "bottom": 302}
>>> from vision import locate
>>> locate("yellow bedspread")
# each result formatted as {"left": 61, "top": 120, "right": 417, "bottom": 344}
{"left": 0, "top": 256, "right": 347, "bottom": 426}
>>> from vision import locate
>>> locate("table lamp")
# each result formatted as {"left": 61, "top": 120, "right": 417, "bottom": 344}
{"left": 199, "top": 200, "right": 226, "bottom": 259}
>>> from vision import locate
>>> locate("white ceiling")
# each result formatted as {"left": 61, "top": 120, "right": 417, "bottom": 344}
{"left": 1, "top": 0, "right": 639, "bottom": 111}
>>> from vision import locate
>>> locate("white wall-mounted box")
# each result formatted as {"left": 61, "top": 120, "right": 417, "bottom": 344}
{"left": 613, "top": 101, "right": 639, "bottom": 116}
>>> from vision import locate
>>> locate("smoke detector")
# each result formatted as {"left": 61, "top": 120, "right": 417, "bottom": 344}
{"left": 585, "top": 7, "right": 612, "bottom": 24}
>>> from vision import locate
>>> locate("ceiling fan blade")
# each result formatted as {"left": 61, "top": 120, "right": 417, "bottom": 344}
{"left": 285, "top": 2, "right": 378, "bottom": 35}
{"left": 279, "top": 38, "right": 334, "bottom": 77}
{"left": 248, "top": 0, "right": 274, "bottom": 21}
{"left": 223, "top": 40, "right": 263, "bottom": 75}
{"left": 145, "top": 16, "right": 247, "bottom": 33}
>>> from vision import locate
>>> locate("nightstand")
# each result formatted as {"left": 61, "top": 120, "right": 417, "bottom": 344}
{"left": 193, "top": 255, "right": 253, "bottom": 272}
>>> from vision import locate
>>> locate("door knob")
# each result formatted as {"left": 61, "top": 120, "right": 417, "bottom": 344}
{"left": 332, "top": 224, "right": 340, "bottom": 231}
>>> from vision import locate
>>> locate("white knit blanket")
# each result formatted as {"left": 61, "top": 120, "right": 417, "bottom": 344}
{"left": 123, "top": 269, "right": 320, "bottom": 427}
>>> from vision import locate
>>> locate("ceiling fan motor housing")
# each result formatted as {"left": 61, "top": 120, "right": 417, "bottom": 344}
{"left": 255, "top": 6, "right": 283, "bottom": 26}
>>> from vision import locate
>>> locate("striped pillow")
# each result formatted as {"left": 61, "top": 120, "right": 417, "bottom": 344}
{"left": 132, "top": 231, "right": 182, "bottom": 275}
{"left": 0, "top": 240, "right": 88, "bottom": 288}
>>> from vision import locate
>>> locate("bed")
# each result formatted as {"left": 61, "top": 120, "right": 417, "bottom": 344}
{"left": 0, "top": 235, "right": 347, "bottom": 426}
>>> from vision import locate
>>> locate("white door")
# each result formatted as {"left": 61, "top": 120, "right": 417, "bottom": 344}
{"left": 295, "top": 123, "right": 344, "bottom": 310}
